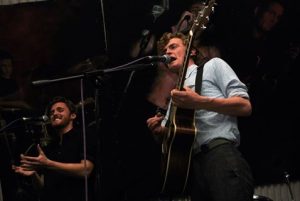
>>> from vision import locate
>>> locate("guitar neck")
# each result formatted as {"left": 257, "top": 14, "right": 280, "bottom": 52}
{"left": 176, "top": 34, "right": 195, "bottom": 91}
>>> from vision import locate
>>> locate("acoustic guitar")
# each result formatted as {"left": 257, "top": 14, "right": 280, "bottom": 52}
{"left": 160, "top": 0, "right": 216, "bottom": 195}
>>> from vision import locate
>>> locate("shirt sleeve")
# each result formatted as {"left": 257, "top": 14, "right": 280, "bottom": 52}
{"left": 208, "top": 58, "right": 249, "bottom": 99}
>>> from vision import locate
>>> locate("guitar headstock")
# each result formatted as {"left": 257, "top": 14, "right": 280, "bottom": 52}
{"left": 190, "top": 0, "right": 216, "bottom": 36}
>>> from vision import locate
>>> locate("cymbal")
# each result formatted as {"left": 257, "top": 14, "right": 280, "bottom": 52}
{"left": 0, "top": 100, "right": 32, "bottom": 110}
{"left": 0, "top": 107, "right": 23, "bottom": 112}
{"left": 67, "top": 55, "right": 109, "bottom": 74}
{"left": 75, "top": 97, "right": 95, "bottom": 109}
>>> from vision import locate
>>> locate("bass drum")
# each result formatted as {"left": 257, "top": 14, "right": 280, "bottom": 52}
{"left": 253, "top": 194, "right": 273, "bottom": 201}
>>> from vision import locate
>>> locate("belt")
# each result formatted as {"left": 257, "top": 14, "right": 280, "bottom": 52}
{"left": 200, "top": 138, "right": 232, "bottom": 153}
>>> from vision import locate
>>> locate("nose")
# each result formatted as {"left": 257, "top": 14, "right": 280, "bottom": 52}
{"left": 52, "top": 109, "right": 59, "bottom": 116}
{"left": 165, "top": 48, "right": 172, "bottom": 54}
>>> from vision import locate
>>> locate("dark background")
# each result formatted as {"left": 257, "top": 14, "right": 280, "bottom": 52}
{"left": 0, "top": 0, "right": 299, "bottom": 200}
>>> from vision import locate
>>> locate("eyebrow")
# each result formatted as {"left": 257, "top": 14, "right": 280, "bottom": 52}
{"left": 50, "top": 106, "right": 64, "bottom": 114}
{"left": 164, "top": 43, "right": 179, "bottom": 52}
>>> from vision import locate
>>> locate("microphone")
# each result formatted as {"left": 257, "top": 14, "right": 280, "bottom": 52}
{"left": 22, "top": 115, "right": 49, "bottom": 122}
{"left": 146, "top": 55, "right": 175, "bottom": 64}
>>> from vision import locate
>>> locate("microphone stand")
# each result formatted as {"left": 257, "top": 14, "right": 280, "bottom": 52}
{"left": 0, "top": 118, "right": 22, "bottom": 134}
{"left": 284, "top": 171, "right": 295, "bottom": 201}
{"left": 0, "top": 118, "right": 29, "bottom": 201}
{"left": 32, "top": 63, "right": 154, "bottom": 86}
{"left": 31, "top": 58, "right": 156, "bottom": 201}
{"left": 0, "top": 119, "right": 22, "bottom": 170}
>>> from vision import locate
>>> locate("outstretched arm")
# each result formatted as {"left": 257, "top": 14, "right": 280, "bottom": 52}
{"left": 20, "top": 144, "right": 94, "bottom": 178}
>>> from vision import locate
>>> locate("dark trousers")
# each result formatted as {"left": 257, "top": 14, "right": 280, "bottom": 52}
{"left": 190, "top": 143, "right": 254, "bottom": 201}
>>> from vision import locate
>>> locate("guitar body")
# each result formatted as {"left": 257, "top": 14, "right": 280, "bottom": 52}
{"left": 161, "top": 107, "right": 197, "bottom": 195}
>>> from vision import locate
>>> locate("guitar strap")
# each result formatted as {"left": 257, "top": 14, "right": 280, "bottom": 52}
{"left": 195, "top": 57, "right": 209, "bottom": 95}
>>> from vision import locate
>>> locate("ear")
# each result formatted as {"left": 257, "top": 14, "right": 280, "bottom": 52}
{"left": 190, "top": 49, "right": 197, "bottom": 56}
{"left": 70, "top": 113, "right": 77, "bottom": 120}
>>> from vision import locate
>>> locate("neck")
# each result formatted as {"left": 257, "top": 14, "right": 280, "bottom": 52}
{"left": 188, "top": 59, "right": 195, "bottom": 67}
{"left": 57, "top": 123, "right": 73, "bottom": 136}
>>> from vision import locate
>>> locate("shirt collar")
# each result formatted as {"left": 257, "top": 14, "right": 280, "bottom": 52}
{"left": 185, "top": 64, "right": 198, "bottom": 79}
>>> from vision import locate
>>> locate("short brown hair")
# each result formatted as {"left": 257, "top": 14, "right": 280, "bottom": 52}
{"left": 157, "top": 32, "right": 189, "bottom": 55}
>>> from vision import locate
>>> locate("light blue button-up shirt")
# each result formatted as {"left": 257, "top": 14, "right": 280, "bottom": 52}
{"left": 162, "top": 57, "right": 249, "bottom": 153}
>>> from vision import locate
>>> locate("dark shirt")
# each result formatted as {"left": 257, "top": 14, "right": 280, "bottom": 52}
{"left": 41, "top": 128, "right": 97, "bottom": 201}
